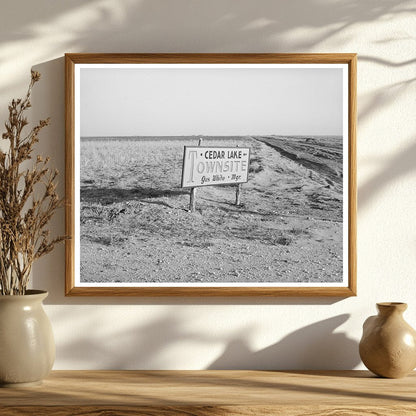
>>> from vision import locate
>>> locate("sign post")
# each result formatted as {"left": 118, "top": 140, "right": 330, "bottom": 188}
{"left": 189, "top": 187, "right": 197, "bottom": 212}
{"left": 235, "top": 183, "right": 242, "bottom": 206}
{"left": 188, "top": 138, "right": 203, "bottom": 212}
{"left": 235, "top": 144, "right": 242, "bottom": 206}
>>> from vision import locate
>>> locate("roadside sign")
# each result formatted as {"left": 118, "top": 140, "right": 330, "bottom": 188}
{"left": 181, "top": 146, "right": 250, "bottom": 188}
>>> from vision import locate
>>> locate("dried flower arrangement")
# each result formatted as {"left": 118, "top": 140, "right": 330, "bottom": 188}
{"left": 0, "top": 71, "right": 65, "bottom": 295}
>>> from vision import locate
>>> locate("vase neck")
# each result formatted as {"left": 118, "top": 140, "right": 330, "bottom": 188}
{"left": 377, "top": 302, "right": 407, "bottom": 317}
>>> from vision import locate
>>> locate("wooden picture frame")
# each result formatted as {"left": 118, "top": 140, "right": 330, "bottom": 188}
{"left": 65, "top": 53, "right": 357, "bottom": 296}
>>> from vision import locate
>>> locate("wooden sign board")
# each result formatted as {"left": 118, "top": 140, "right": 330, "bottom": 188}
{"left": 181, "top": 146, "right": 250, "bottom": 188}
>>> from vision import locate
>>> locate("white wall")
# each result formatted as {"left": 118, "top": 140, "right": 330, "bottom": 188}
{"left": 1, "top": 0, "right": 415, "bottom": 370}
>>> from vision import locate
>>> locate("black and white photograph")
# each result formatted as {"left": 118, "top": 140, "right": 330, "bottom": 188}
{"left": 66, "top": 54, "right": 356, "bottom": 295}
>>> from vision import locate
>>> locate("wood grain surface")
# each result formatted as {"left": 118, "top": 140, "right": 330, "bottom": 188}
{"left": 1, "top": 370, "right": 415, "bottom": 415}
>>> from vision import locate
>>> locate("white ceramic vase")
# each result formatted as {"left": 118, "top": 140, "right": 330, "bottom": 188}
{"left": 0, "top": 290, "right": 55, "bottom": 387}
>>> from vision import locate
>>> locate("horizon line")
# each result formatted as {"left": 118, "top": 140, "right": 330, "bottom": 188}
{"left": 80, "top": 134, "right": 343, "bottom": 138}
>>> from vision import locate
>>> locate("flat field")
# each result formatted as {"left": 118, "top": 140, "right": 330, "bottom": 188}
{"left": 80, "top": 135, "right": 344, "bottom": 283}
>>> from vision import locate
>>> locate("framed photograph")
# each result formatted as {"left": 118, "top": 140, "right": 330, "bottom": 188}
{"left": 65, "top": 53, "right": 356, "bottom": 296}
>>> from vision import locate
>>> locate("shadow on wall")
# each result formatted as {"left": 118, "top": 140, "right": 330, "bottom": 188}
{"left": 208, "top": 314, "right": 360, "bottom": 370}
{"left": 358, "top": 139, "right": 416, "bottom": 209}
{"left": 15, "top": 0, "right": 415, "bottom": 303}
{"left": 30, "top": 56, "right": 67, "bottom": 302}
{"left": 54, "top": 309, "right": 217, "bottom": 369}
{"left": 1, "top": 1, "right": 413, "bottom": 50}
{"left": 53, "top": 306, "right": 359, "bottom": 370}
{"left": 0, "top": 0, "right": 414, "bottom": 96}
{"left": 3, "top": 0, "right": 411, "bottom": 371}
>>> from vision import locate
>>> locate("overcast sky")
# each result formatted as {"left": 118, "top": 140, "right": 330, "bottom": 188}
{"left": 80, "top": 65, "right": 344, "bottom": 137}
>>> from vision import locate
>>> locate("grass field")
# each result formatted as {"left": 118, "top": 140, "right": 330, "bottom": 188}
{"left": 80, "top": 135, "right": 344, "bottom": 284}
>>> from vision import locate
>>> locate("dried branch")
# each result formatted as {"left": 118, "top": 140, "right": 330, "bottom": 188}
{"left": 0, "top": 71, "right": 66, "bottom": 295}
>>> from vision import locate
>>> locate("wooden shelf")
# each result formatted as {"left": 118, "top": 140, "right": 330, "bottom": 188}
{"left": 1, "top": 370, "right": 415, "bottom": 415}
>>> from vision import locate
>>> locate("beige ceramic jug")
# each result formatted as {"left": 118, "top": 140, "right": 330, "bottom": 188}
{"left": 359, "top": 302, "right": 416, "bottom": 378}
